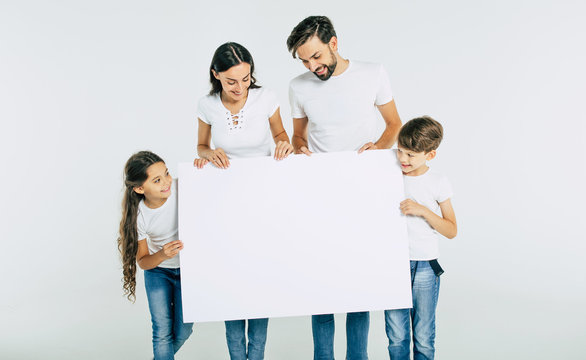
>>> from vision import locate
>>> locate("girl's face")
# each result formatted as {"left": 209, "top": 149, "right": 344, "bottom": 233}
{"left": 213, "top": 62, "right": 251, "bottom": 103}
{"left": 133, "top": 161, "right": 172, "bottom": 207}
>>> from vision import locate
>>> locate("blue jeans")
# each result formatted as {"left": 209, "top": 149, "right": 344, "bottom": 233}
{"left": 384, "top": 261, "right": 440, "bottom": 360}
{"left": 312, "top": 311, "right": 369, "bottom": 360}
{"left": 144, "top": 267, "right": 193, "bottom": 360}
{"left": 225, "top": 318, "right": 269, "bottom": 360}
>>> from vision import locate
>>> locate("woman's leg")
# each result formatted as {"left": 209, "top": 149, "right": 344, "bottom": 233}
{"left": 225, "top": 319, "right": 247, "bottom": 360}
{"left": 247, "top": 318, "right": 269, "bottom": 360}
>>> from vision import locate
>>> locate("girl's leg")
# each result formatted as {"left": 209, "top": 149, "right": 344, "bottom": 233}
{"left": 346, "top": 311, "right": 369, "bottom": 360}
{"left": 225, "top": 319, "right": 247, "bottom": 360}
{"left": 384, "top": 308, "right": 410, "bottom": 360}
{"left": 144, "top": 267, "right": 175, "bottom": 360}
{"left": 312, "top": 314, "right": 335, "bottom": 360}
{"left": 171, "top": 268, "right": 193, "bottom": 354}
{"left": 411, "top": 261, "right": 440, "bottom": 360}
{"left": 247, "top": 318, "right": 269, "bottom": 360}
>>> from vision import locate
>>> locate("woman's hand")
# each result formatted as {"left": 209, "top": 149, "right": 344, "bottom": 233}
{"left": 161, "top": 240, "right": 184, "bottom": 259}
{"left": 274, "top": 141, "right": 294, "bottom": 160}
{"left": 193, "top": 158, "right": 209, "bottom": 169}
{"left": 204, "top": 148, "right": 230, "bottom": 169}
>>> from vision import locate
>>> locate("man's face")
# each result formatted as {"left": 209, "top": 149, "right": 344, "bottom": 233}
{"left": 296, "top": 35, "right": 337, "bottom": 81}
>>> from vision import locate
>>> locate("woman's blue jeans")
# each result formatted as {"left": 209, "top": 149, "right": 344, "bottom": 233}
{"left": 225, "top": 318, "right": 269, "bottom": 360}
{"left": 144, "top": 267, "right": 193, "bottom": 360}
{"left": 312, "top": 311, "right": 370, "bottom": 360}
{"left": 384, "top": 261, "right": 440, "bottom": 360}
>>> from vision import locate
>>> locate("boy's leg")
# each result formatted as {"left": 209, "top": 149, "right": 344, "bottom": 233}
{"left": 384, "top": 308, "right": 410, "bottom": 360}
{"left": 312, "top": 314, "right": 335, "bottom": 360}
{"left": 247, "top": 318, "right": 269, "bottom": 360}
{"left": 411, "top": 261, "right": 440, "bottom": 360}
{"left": 171, "top": 268, "right": 193, "bottom": 354}
{"left": 144, "top": 267, "right": 174, "bottom": 360}
{"left": 225, "top": 319, "right": 247, "bottom": 360}
{"left": 346, "top": 311, "right": 370, "bottom": 360}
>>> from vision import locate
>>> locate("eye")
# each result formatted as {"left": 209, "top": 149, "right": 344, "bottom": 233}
{"left": 408, "top": 154, "right": 414, "bottom": 157}
{"left": 227, "top": 81, "right": 235, "bottom": 85}
{"left": 243, "top": 77, "right": 249, "bottom": 82}
{"left": 154, "top": 179, "right": 160, "bottom": 183}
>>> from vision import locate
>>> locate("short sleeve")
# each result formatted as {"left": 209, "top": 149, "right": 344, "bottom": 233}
{"left": 264, "top": 89, "right": 280, "bottom": 118}
{"left": 137, "top": 210, "right": 148, "bottom": 240}
{"left": 196, "top": 96, "right": 211, "bottom": 125}
{"left": 289, "top": 81, "right": 306, "bottom": 118}
{"left": 375, "top": 64, "right": 394, "bottom": 106}
{"left": 435, "top": 174, "right": 453, "bottom": 203}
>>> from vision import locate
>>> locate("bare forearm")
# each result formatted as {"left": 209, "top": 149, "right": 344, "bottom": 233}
{"left": 292, "top": 134, "right": 308, "bottom": 152}
{"left": 197, "top": 144, "right": 213, "bottom": 159}
{"left": 421, "top": 208, "right": 457, "bottom": 239}
{"left": 374, "top": 124, "right": 400, "bottom": 149}
{"left": 137, "top": 251, "right": 167, "bottom": 270}
{"left": 273, "top": 131, "right": 290, "bottom": 144}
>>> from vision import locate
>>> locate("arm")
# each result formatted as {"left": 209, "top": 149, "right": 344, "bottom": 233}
{"left": 268, "top": 107, "right": 294, "bottom": 160}
{"left": 400, "top": 198, "right": 457, "bottom": 239}
{"left": 292, "top": 116, "right": 312, "bottom": 155}
{"left": 358, "top": 99, "right": 402, "bottom": 152}
{"left": 195, "top": 118, "right": 230, "bottom": 169}
{"left": 136, "top": 239, "right": 184, "bottom": 270}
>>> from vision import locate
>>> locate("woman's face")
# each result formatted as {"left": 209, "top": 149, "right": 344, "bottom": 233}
{"left": 213, "top": 62, "right": 251, "bottom": 102}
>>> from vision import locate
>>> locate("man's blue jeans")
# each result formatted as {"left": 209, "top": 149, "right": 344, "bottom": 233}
{"left": 384, "top": 261, "right": 440, "bottom": 360}
{"left": 144, "top": 267, "right": 193, "bottom": 360}
{"left": 225, "top": 318, "right": 269, "bottom": 360}
{"left": 312, "top": 311, "right": 370, "bottom": 360}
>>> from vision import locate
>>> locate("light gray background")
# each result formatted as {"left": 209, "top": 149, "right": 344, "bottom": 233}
{"left": 1, "top": 0, "right": 585, "bottom": 359}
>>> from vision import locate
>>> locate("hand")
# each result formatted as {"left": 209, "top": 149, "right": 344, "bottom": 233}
{"left": 400, "top": 199, "right": 428, "bottom": 217}
{"left": 205, "top": 148, "right": 230, "bottom": 169}
{"left": 193, "top": 158, "right": 209, "bottom": 169}
{"left": 161, "top": 240, "right": 184, "bottom": 259}
{"left": 295, "top": 145, "right": 312, "bottom": 156}
{"left": 358, "top": 142, "right": 378, "bottom": 153}
{"left": 274, "top": 141, "right": 294, "bottom": 160}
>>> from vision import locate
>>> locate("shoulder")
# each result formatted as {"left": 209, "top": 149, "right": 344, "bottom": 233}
{"left": 197, "top": 93, "right": 219, "bottom": 110}
{"left": 350, "top": 60, "right": 385, "bottom": 74}
{"left": 289, "top": 71, "right": 316, "bottom": 89}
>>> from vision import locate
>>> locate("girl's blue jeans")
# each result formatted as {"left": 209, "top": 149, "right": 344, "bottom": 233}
{"left": 311, "top": 311, "right": 370, "bottom": 360}
{"left": 225, "top": 318, "right": 269, "bottom": 360}
{"left": 384, "top": 260, "right": 440, "bottom": 360}
{"left": 144, "top": 267, "right": 193, "bottom": 360}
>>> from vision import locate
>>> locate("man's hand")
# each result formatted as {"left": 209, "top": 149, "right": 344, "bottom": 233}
{"left": 358, "top": 142, "right": 378, "bottom": 153}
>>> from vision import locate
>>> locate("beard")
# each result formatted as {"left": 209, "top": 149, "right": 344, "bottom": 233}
{"left": 313, "top": 51, "right": 338, "bottom": 81}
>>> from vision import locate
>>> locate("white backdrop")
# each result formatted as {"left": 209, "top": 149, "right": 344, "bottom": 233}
{"left": 1, "top": 0, "right": 585, "bottom": 359}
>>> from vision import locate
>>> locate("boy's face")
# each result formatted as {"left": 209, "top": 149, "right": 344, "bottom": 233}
{"left": 396, "top": 146, "right": 436, "bottom": 176}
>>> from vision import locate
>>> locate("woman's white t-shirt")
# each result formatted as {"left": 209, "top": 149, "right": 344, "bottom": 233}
{"left": 197, "top": 87, "right": 279, "bottom": 158}
{"left": 136, "top": 179, "right": 180, "bottom": 268}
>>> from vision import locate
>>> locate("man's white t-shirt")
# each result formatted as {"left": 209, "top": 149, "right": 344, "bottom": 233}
{"left": 197, "top": 87, "right": 279, "bottom": 158}
{"left": 403, "top": 170, "right": 453, "bottom": 260}
{"left": 137, "top": 179, "right": 180, "bottom": 268}
{"left": 289, "top": 60, "right": 393, "bottom": 153}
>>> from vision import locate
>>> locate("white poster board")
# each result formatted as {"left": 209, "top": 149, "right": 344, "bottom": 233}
{"left": 178, "top": 150, "right": 412, "bottom": 323}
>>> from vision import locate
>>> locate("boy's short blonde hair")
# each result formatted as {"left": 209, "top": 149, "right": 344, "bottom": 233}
{"left": 398, "top": 116, "right": 443, "bottom": 153}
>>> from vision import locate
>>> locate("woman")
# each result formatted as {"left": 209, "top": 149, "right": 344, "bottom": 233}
{"left": 193, "top": 42, "right": 293, "bottom": 360}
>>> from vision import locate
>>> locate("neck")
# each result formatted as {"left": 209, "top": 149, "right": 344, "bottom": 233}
{"left": 144, "top": 196, "right": 167, "bottom": 209}
{"left": 404, "top": 165, "right": 429, "bottom": 177}
{"left": 332, "top": 54, "right": 349, "bottom": 76}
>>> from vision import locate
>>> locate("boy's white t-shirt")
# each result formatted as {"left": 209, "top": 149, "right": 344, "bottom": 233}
{"left": 137, "top": 179, "right": 180, "bottom": 268}
{"left": 197, "top": 87, "right": 279, "bottom": 158}
{"left": 403, "top": 170, "right": 453, "bottom": 260}
{"left": 288, "top": 60, "right": 394, "bottom": 153}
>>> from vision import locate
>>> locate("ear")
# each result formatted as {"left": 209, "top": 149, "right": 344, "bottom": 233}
{"left": 133, "top": 186, "right": 144, "bottom": 195}
{"left": 425, "top": 150, "right": 437, "bottom": 161}
{"left": 329, "top": 36, "right": 338, "bottom": 52}
{"left": 211, "top": 69, "right": 219, "bottom": 80}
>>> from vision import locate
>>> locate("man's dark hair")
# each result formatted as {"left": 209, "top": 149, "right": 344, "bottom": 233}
{"left": 398, "top": 116, "right": 444, "bottom": 153}
{"left": 286, "top": 16, "right": 337, "bottom": 58}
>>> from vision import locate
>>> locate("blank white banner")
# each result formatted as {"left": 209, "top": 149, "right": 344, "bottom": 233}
{"left": 178, "top": 150, "right": 412, "bottom": 323}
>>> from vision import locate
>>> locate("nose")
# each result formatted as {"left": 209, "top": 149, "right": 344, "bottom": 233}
{"left": 235, "top": 81, "right": 243, "bottom": 92}
{"left": 308, "top": 59, "right": 319, "bottom": 72}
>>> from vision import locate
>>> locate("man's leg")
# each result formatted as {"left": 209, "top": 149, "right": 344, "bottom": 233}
{"left": 312, "top": 314, "right": 335, "bottom": 360}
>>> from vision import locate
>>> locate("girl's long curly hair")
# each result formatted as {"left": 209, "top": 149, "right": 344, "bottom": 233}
{"left": 118, "top": 151, "right": 164, "bottom": 301}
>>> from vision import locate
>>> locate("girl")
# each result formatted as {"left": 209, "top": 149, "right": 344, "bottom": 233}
{"left": 193, "top": 42, "right": 294, "bottom": 360}
{"left": 118, "top": 151, "right": 193, "bottom": 360}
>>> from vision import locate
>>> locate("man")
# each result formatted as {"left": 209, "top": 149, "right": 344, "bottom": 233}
{"left": 287, "top": 16, "right": 402, "bottom": 360}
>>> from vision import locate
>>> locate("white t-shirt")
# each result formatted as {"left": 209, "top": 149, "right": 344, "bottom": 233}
{"left": 197, "top": 87, "right": 279, "bottom": 158}
{"left": 402, "top": 170, "right": 453, "bottom": 260}
{"left": 289, "top": 60, "right": 393, "bottom": 153}
{"left": 137, "top": 179, "right": 180, "bottom": 268}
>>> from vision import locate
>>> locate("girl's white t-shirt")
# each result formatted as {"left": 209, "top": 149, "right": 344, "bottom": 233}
{"left": 136, "top": 179, "right": 180, "bottom": 268}
{"left": 197, "top": 87, "right": 279, "bottom": 158}
{"left": 403, "top": 170, "right": 453, "bottom": 260}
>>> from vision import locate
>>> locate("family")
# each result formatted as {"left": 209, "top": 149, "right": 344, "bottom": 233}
{"left": 117, "top": 15, "right": 457, "bottom": 360}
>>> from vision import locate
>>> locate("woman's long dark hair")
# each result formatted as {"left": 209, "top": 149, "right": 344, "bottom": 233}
{"left": 118, "top": 151, "right": 164, "bottom": 302}
{"left": 209, "top": 42, "right": 260, "bottom": 95}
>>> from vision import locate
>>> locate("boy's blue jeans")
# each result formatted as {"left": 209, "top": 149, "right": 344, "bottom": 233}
{"left": 225, "top": 318, "right": 269, "bottom": 360}
{"left": 384, "top": 260, "right": 440, "bottom": 360}
{"left": 144, "top": 267, "right": 193, "bottom": 360}
{"left": 312, "top": 311, "right": 370, "bottom": 360}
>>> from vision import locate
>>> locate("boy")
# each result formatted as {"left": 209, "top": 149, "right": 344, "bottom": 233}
{"left": 385, "top": 116, "right": 457, "bottom": 360}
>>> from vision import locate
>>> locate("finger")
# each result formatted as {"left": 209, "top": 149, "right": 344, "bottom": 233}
{"left": 283, "top": 145, "right": 293, "bottom": 158}
{"left": 218, "top": 152, "right": 230, "bottom": 168}
{"left": 302, "top": 147, "right": 312, "bottom": 156}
